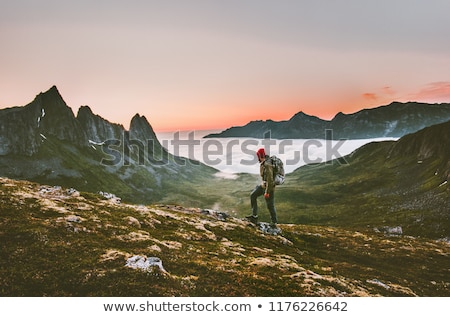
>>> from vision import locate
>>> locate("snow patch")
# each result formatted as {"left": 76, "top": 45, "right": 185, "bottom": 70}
{"left": 89, "top": 140, "right": 105, "bottom": 146}
{"left": 37, "top": 109, "right": 45, "bottom": 127}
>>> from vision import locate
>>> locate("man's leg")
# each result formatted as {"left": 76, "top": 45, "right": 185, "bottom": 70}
{"left": 265, "top": 190, "right": 278, "bottom": 224}
{"left": 250, "top": 185, "right": 264, "bottom": 217}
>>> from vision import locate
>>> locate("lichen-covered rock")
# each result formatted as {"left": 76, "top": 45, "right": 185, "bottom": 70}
{"left": 125, "top": 255, "right": 167, "bottom": 273}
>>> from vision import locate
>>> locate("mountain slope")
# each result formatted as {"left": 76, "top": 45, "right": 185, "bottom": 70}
{"left": 0, "top": 86, "right": 217, "bottom": 205}
{"left": 278, "top": 120, "right": 450, "bottom": 238}
{"left": 205, "top": 102, "right": 450, "bottom": 139}
{"left": 1, "top": 177, "right": 448, "bottom": 296}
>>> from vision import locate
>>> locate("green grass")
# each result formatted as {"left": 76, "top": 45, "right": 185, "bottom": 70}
{"left": 1, "top": 177, "right": 449, "bottom": 296}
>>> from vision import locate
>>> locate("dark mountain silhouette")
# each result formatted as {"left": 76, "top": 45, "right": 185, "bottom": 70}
{"left": 0, "top": 86, "right": 87, "bottom": 155}
{"left": 205, "top": 102, "right": 450, "bottom": 139}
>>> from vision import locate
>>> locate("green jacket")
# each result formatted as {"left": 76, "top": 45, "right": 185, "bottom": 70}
{"left": 260, "top": 156, "right": 275, "bottom": 193}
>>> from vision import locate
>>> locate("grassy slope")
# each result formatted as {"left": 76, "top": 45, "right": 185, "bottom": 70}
{"left": 1, "top": 177, "right": 449, "bottom": 296}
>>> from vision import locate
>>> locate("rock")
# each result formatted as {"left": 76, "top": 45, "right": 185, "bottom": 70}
{"left": 125, "top": 216, "right": 141, "bottom": 228}
{"left": 125, "top": 255, "right": 167, "bottom": 273}
{"left": 201, "top": 209, "right": 229, "bottom": 221}
{"left": 258, "top": 222, "right": 282, "bottom": 235}
{"left": 98, "top": 191, "right": 121, "bottom": 204}
{"left": 66, "top": 215, "right": 82, "bottom": 223}
{"left": 375, "top": 226, "right": 403, "bottom": 236}
{"left": 66, "top": 188, "right": 80, "bottom": 197}
{"left": 367, "top": 278, "right": 390, "bottom": 289}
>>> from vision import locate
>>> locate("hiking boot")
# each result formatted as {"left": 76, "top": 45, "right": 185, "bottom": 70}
{"left": 270, "top": 222, "right": 278, "bottom": 229}
{"left": 245, "top": 215, "right": 258, "bottom": 225}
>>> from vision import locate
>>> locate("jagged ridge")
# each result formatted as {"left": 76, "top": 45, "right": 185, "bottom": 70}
{"left": 0, "top": 86, "right": 217, "bottom": 204}
{"left": 0, "top": 86, "right": 162, "bottom": 156}
{"left": 205, "top": 102, "right": 450, "bottom": 139}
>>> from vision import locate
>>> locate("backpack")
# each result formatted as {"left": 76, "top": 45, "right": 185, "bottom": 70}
{"left": 270, "top": 155, "right": 285, "bottom": 185}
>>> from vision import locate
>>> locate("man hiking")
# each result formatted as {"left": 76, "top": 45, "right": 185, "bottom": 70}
{"left": 246, "top": 148, "right": 278, "bottom": 228}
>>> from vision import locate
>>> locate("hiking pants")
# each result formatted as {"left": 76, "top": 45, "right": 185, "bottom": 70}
{"left": 250, "top": 185, "right": 278, "bottom": 223}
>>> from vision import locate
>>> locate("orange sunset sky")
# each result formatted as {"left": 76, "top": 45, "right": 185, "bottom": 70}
{"left": 1, "top": 1, "right": 450, "bottom": 132}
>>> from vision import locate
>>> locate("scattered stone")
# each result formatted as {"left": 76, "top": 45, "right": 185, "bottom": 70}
{"left": 258, "top": 222, "right": 282, "bottom": 235}
{"left": 201, "top": 209, "right": 229, "bottom": 221}
{"left": 367, "top": 278, "right": 390, "bottom": 289}
{"left": 66, "top": 188, "right": 80, "bottom": 197}
{"left": 125, "top": 255, "right": 167, "bottom": 273}
{"left": 374, "top": 226, "right": 403, "bottom": 236}
{"left": 98, "top": 191, "right": 121, "bottom": 204}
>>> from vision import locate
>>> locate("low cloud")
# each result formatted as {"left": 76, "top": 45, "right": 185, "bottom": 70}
{"left": 363, "top": 86, "right": 398, "bottom": 102}
{"left": 362, "top": 93, "right": 378, "bottom": 101}
{"left": 411, "top": 82, "right": 450, "bottom": 102}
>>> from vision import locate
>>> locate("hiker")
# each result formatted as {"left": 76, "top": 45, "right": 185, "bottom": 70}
{"left": 246, "top": 148, "right": 278, "bottom": 228}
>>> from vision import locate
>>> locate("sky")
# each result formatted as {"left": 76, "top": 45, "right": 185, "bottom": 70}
{"left": 1, "top": 0, "right": 450, "bottom": 131}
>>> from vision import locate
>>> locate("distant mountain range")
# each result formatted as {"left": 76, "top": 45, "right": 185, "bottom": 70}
{"left": 0, "top": 86, "right": 217, "bottom": 204}
{"left": 205, "top": 102, "right": 450, "bottom": 139}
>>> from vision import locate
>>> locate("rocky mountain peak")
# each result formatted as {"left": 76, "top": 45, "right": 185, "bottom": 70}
{"left": 0, "top": 86, "right": 166, "bottom": 156}
{"left": 129, "top": 114, "right": 159, "bottom": 142}
{"left": 0, "top": 86, "right": 87, "bottom": 155}
{"left": 77, "top": 105, "right": 125, "bottom": 143}
{"left": 35, "top": 86, "right": 87, "bottom": 146}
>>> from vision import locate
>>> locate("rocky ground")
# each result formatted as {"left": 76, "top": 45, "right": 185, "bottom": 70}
{"left": 0, "top": 177, "right": 449, "bottom": 296}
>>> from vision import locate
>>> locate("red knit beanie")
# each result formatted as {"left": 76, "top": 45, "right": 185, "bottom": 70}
{"left": 256, "top": 148, "right": 266, "bottom": 159}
